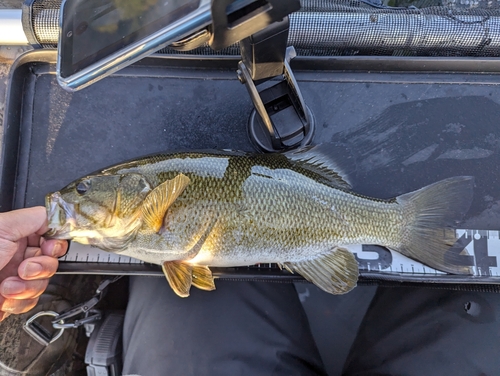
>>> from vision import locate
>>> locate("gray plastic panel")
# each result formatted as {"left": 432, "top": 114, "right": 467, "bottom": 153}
{"left": 4, "top": 50, "right": 500, "bottom": 284}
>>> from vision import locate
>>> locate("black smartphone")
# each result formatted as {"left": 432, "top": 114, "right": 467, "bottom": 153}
{"left": 57, "top": 0, "right": 211, "bottom": 91}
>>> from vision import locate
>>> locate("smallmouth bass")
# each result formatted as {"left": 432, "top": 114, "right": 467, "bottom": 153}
{"left": 45, "top": 145, "right": 474, "bottom": 297}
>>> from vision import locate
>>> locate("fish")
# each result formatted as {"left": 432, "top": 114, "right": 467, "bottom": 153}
{"left": 45, "top": 144, "right": 474, "bottom": 297}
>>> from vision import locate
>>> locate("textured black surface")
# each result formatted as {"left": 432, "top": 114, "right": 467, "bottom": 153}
{"left": 24, "top": 70, "right": 253, "bottom": 207}
{"left": 332, "top": 95, "right": 500, "bottom": 224}
{"left": 8, "top": 55, "right": 500, "bottom": 233}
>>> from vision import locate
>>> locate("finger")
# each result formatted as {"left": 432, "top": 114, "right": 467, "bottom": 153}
{"left": 0, "top": 312, "right": 11, "bottom": 322}
{"left": 0, "top": 296, "right": 39, "bottom": 314}
{"left": 0, "top": 239, "right": 27, "bottom": 283}
{"left": 0, "top": 207, "right": 48, "bottom": 241}
{"left": 0, "top": 277, "right": 49, "bottom": 299}
{"left": 40, "top": 239, "right": 68, "bottom": 258}
{"left": 27, "top": 233, "right": 41, "bottom": 248}
{"left": 0, "top": 238, "right": 24, "bottom": 273}
{"left": 18, "top": 256, "right": 59, "bottom": 280}
{"left": 0, "top": 207, "right": 48, "bottom": 271}
{"left": 24, "top": 246, "right": 42, "bottom": 259}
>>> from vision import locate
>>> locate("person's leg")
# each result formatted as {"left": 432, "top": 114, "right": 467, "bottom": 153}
{"left": 343, "top": 286, "right": 500, "bottom": 376}
{"left": 122, "top": 277, "right": 326, "bottom": 376}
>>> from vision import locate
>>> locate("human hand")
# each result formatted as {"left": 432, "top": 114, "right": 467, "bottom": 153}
{"left": 0, "top": 207, "right": 67, "bottom": 321}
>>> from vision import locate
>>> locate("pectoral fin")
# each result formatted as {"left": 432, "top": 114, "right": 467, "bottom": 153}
{"left": 284, "top": 247, "right": 359, "bottom": 294}
{"left": 162, "top": 261, "right": 193, "bottom": 298}
{"left": 192, "top": 265, "right": 216, "bottom": 291}
{"left": 142, "top": 174, "right": 191, "bottom": 232}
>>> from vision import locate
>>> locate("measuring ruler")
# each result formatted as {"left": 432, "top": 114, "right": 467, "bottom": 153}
{"left": 60, "top": 229, "right": 500, "bottom": 278}
{"left": 60, "top": 244, "right": 143, "bottom": 265}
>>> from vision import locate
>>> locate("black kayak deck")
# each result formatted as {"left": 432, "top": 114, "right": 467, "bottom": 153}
{"left": 4, "top": 50, "right": 500, "bottom": 285}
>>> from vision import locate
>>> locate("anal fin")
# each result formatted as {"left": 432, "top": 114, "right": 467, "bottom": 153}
{"left": 284, "top": 247, "right": 359, "bottom": 295}
{"left": 162, "top": 262, "right": 216, "bottom": 297}
{"left": 162, "top": 261, "right": 193, "bottom": 298}
{"left": 192, "top": 266, "right": 216, "bottom": 291}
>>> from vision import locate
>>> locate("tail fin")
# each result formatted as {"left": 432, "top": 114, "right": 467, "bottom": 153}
{"left": 396, "top": 176, "right": 474, "bottom": 274}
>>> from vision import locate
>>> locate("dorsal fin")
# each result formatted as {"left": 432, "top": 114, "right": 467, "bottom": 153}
{"left": 141, "top": 174, "right": 191, "bottom": 233}
{"left": 284, "top": 143, "right": 355, "bottom": 190}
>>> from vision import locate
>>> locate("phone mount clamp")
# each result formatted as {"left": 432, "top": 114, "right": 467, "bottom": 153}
{"left": 209, "top": 0, "right": 315, "bottom": 152}
{"left": 239, "top": 42, "right": 314, "bottom": 152}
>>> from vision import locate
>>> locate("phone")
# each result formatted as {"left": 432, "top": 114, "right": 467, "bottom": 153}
{"left": 57, "top": 0, "right": 211, "bottom": 91}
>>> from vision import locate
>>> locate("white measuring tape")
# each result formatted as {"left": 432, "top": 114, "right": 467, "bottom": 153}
{"left": 61, "top": 243, "right": 143, "bottom": 264}
{"left": 61, "top": 229, "right": 499, "bottom": 276}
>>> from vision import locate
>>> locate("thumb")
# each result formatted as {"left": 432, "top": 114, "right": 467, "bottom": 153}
{"left": 0, "top": 207, "right": 48, "bottom": 270}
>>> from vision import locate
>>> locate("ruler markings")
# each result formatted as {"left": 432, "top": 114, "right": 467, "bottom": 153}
{"left": 61, "top": 229, "right": 500, "bottom": 276}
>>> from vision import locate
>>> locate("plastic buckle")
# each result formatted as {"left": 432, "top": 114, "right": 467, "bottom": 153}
{"left": 23, "top": 311, "right": 65, "bottom": 346}
{"left": 238, "top": 46, "right": 315, "bottom": 152}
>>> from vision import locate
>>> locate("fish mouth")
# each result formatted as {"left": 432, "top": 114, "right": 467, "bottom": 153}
{"left": 45, "top": 192, "right": 75, "bottom": 239}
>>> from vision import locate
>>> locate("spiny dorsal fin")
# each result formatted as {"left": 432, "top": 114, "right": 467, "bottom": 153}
{"left": 162, "top": 261, "right": 193, "bottom": 298}
{"left": 284, "top": 247, "right": 359, "bottom": 294}
{"left": 285, "top": 143, "right": 354, "bottom": 190}
{"left": 191, "top": 265, "right": 216, "bottom": 291}
{"left": 142, "top": 174, "right": 191, "bottom": 232}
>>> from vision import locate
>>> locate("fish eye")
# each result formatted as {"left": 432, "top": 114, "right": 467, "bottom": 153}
{"left": 76, "top": 180, "right": 91, "bottom": 195}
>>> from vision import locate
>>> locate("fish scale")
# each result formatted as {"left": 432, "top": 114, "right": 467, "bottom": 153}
{"left": 168, "top": 167, "right": 388, "bottom": 263}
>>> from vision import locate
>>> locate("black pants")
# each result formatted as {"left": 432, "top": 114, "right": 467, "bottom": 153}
{"left": 122, "top": 278, "right": 500, "bottom": 376}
